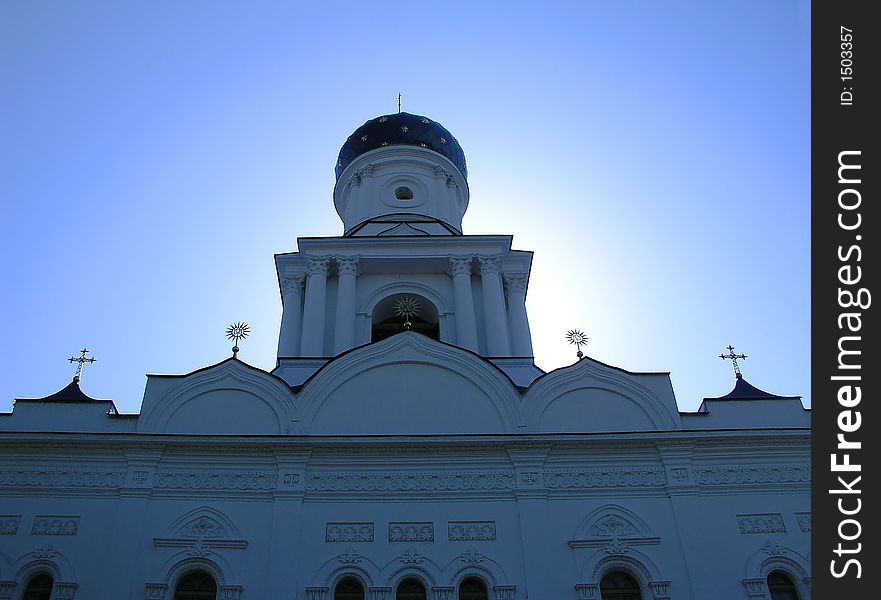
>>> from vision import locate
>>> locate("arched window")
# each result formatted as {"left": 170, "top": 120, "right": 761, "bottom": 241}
{"left": 458, "top": 576, "right": 489, "bottom": 600}
{"left": 767, "top": 570, "right": 800, "bottom": 600}
{"left": 600, "top": 570, "right": 642, "bottom": 600}
{"left": 173, "top": 571, "right": 217, "bottom": 600}
{"left": 335, "top": 576, "right": 366, "bottom": 600}
{"left": 372, "top": 294, "right": 439, "bottom": 343}
{"left": 21, "top": 574, "right": 54, "bottom": 600}
{"left": 396, "top": 577, "right": 427, "bottom": 600}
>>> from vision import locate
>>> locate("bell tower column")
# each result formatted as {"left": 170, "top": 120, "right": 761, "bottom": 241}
{"left": 333, "top": 256, "right": 360, "bottom": 355}
{"left": 478, "top": 255, "right": 511, "bottom": 356}
{"left": 448, "top": 256, "right": 479, "bottom": 352}
{"left": 300, "top": 256, "right": 331, "bottom": 356}
{"left": 503, "top": 273, "right": 534, "bottom": 356}
{"left": 277, "top": 274, "right": 305, "bottom": 357}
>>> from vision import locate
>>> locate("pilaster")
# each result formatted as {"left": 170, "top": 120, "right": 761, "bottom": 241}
{"left": 448, "top": 256, "right": 479, "bottom": 352}
{"left": 301, "top": 256, "right": 331, "bottom": 356}
{"left": 333, "top": 256, "right": 360, "bottom": 355}
{"left": 278, "top": 273, "right": 306, "bottom": 357}
{"left": 502, "top": 273, "right": 533, "bottom": 356}
{"left": 478, "top": 256, "right": 511, "bottom": 356}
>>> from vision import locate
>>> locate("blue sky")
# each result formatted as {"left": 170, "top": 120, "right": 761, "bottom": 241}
{"left": 1, "top": 1, "right": 810, "bottom": 414}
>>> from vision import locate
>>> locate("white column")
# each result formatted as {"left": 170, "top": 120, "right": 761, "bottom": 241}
{"left": 333, "top": 256, "right": 360, "bottom": 355}
{"left": 277, "top": 274, "right": 305, "bottom": 357}
{"left": 478, "top": 255, "right": 511, "bottom": 356}
{"left": 448, "top": 256, "right": 479, "bottom": 352}
{"left": 300, "top": 256, "right": 331, "bottom": 356}
{"left": 503, "top": 273, "right": 534, "bottom": 356}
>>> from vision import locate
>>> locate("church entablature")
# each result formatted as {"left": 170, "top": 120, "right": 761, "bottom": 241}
{"left": 137, "top": 358, "right": 296, "bottom": 435}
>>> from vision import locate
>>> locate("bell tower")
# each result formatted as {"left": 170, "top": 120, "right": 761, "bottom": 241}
{"left": 273, "top": 112, "right": 541, "bottom": 387}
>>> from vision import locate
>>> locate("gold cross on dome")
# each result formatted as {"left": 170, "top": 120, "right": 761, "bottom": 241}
{"left": 68, "top": 348, "right": 96, "bottom": 382}
{"left": 397, "top": 92, "right": 402, "bottom": 113}
{"left": 719, "top": 344, "right": 747, "bottom": 379}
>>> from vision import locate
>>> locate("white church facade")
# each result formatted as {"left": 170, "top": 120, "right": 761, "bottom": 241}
{"left": 0, "top": 113, "right": 810, "bottom": 600}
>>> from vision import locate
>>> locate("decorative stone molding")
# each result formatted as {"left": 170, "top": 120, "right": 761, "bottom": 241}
{"left": 347, "top": 164, "right": 374, "bottom": 186}
{"left": 0, "top": 469, "right": 124, "bottom": 488}
{"left": 477, "top": 256, "right": 502, "bottom": 275}
{"left": 185, "top": 541, "right": 211, "bottom": 557}
{"left": 459, "top": 548, "right": 486, "bottom": 564}
{"left": 326, "top": 522, "right": 375, "bottom": 543}
{"left": 796, "top": 512, "right": 811, "bottom": 532}
{"left": 281, "top": 274, "right": 306, "bottom": 296}
{"left": 649, "top": 580, "right": 671, "bottom": 599}
{"left": 145, "top": 583, "right": 169, "bottom": 599}
{"left": 502, "top": 273, "right": 528, "bottom": 295}
{"left": 32, "top": 516, "right": 79, "bottom": 536}
{"left": 369, "top": 587, "right": 392, "bottom": 600}
{"left": 434, "top": 166, "right": 456, "bottom": 187}
{"left": 737, "top": 514, "right": 786, "bottom": 534}
{"left": 0, "top": 515, "right": 20, "bottom": 535}
{"left": 431, "top": 587, "right": 454, "bottom": 600}
{"left": 448, "top": 521, "right": 496, "bottom": 541}
{"left": 741, "top": 578, "right": 767, "bottom": 598}
{"left": 389, "top": 522, "right": 434, "bottom": 543}
{"left": 31, "top": 544, "right": 58, "bottom": 559}
{"left": 399, "top": 549, "right": 425, "bottom": 564}
{"left": 306, "top": 586, "right": 329, "bottom": 600}
{"left": 447, "top": 256, "right": 473, "bottom": 277}
{"left": 337, "top": 548, "right": 363, "bottom": 565}
{"left": 218, "top": 585, "right": 244, "bottom": 600}
{"left": 305, "top": 256, "right": 332, "bottom": 277}
{"left": 492, "top": 585, "right": 516, "bottom": 600}
{"left": 545, "top": 468, "right": 667, "bottom": 489}
{"left": 575, "top": 583, "right": 599, "bottom": 599}
{"left": 694, "top": 465, "right": 810, "bottom": 486}
{"left": 179, "top": 516, "right": 226, "bottom": 539}
{"left": 53, "top": 583, "right": 77, "bottom": 599}
{"left": 335, "top": 256, "right": 361, "bottom": 277}
{"left": 154, "top": 470, "right": 277, "bottom": 490}
{"left": 304, "top": 471, "right": 515, "bottom": 492}
{"left": 0, "top": 582, "right": 17, "bottom": 600}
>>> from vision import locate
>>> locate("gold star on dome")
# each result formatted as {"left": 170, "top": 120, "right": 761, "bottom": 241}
{"left": 401, "top": 125, "right": 409, "bottom": 133}
{"left": 361, "top": 134, "right": 368, "bottom": 142}
{"left": 421, "top": 118, "right": 430, "bottom": 124}
{"left": 420, "top": 143, "right": 427, "bottom": 147}
{"left": 379, "top": 116, "right": 388, "bottom": 122}
{"left": 439, "top": 137, "right": 447, "bottom": 144}
{"left": 381, "top": 141, "right": 388, "bottom": 146}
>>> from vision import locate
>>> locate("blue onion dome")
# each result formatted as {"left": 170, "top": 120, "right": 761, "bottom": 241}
{"left": 336, "top": 112, "right": 467, "bottom": 181}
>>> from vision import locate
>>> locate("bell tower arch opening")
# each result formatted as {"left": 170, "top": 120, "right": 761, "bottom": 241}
{"left": 371, "top": 293, "right": 439, "bottom": 343}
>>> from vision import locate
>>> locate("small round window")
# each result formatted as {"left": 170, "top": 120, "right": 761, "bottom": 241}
{"left": 394, "top": 186, "right": 414, "bottom": 200}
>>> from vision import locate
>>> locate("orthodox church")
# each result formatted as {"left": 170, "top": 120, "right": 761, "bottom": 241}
{"left": 0, "top": 112, "right": 810, "bottom": 600}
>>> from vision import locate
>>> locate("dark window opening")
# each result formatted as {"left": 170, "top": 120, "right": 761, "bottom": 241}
{"left": 768, "top": 571, "right": 800, "bottom": 600}
{"left": 335, "top": 577, "right": 366, "bottom": 600}
{"left": 22, "top": 574, "right": 54, "bottom": 600}
{"left": 458, "top": 576, "right": 489, "bottom": 600}
{"left": 396, "top": 578, "right": 427, "bottom": 600}
{"left": 371, "top": 294, "right": 440, "bottom": 343}
{"left": 600, "top": 570, "right": 642, "bottom": 600}
{"left": 173, "top": 571, "right": 217, "bottom": 600}
{"left": 395, "top": 186, "right": 414, "bottom": 200}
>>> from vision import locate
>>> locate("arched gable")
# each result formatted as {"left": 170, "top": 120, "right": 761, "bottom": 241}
{"left": 165, "top": 506, "right": 243, "bottom": 541}
{"left": 138, "top": 359, "right": 296, "bottom": 434}
{"left": 522, "top": 358, "right": 680, "bottom": 433}
{"left": 297, "top": 333, "right": 522, "bottom": 434}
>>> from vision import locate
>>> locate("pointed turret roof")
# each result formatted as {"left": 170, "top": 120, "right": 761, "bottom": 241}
{"left": 19, "top": 377, "right": 107, "bottom": 403}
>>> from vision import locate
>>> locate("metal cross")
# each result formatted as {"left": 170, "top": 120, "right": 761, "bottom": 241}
{"left": 68, "top": 348, "right": 96, "bottom": 382}
{"left": 397, "top": 93, "right": 402, "bottom": 113}
{"left": 719, "top": 344, "right": 747, "bottom": 379}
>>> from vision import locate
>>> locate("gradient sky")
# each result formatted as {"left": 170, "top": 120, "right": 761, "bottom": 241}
{"left": 1, "top": 1, "right": 810, "bottom": 414}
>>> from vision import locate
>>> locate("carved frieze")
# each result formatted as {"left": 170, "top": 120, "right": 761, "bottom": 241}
{"left": 326, "top": 522, "right": 374, "bottom": 543}
{"left": 544, "top": 468, "right": 667, "bottom": 489}
{"left": 32, "top": 516, "right": 79, "bottom": 536}
{"left": 796, "top": 512, "right": 811, "bottom": 532}
{"left": 0, "top": 515, "right": 20, "bottom": 535}
{"left": 389, "top": 522, "right": 433, "bottom": 542}
{"left": 448, "top": 521, "right": 496, "bottom": 541}
{"left": 304, "top": 471, "right": 515, "bottom": 492}
{"left": 179, "top": 516, "right": 226, "bottom": 539}
{"left": 694, "top": 465, "right": 810, "bottom": 486}
{"left": 737, "top": 514, "right": 786, "bottom": 534}
{"left": 154, "top": 470, "right": 277, "bottom": 490}
{"left": 0, "top": 469, "right": 124, "bottom": 488}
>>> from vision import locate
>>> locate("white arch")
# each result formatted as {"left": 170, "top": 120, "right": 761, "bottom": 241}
{"left": 359, "top": 281, "right": 453, "bottom": 344}
{"left": 165, "top": 505, "right": 242, "bottom": 540}
{"left": 310, "top": 549, "right": 381, "bottom": 589}
{"left": 573, "top": 504, "right": 655, "bottom": 540}
{"left": 743, "top": 540, "right": 811, "bottom": 600}
{"left": 10, "top": 546, "right": 78, "bottom": 600}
